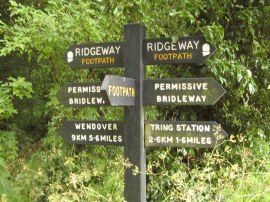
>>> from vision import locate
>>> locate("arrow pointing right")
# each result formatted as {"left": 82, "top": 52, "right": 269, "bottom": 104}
{"left": 145, "top": 121, "right": 227, "bottom": 148}
{"left": 143, "top": 77, "right": 226, "bottom": 106}
{"left": 143, "top": 36, "right": 216, "bottom": 65}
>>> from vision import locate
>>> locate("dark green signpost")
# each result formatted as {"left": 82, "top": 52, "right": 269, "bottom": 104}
{"left": 58, "top": 23, "right": 227, "bottom": 202}
{"left": 123, "top": 24, "right": 146, "bottom": 201}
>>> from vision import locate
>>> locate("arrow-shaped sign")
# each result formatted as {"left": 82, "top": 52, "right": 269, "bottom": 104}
{"left": 143, "top": 36, "right": 216, "bottom": 65}
{"left": 143, "top": 78, "right": 225, "bottom": 106}
{"left": 145, "top": 121, "right": 227, "bottom": 148}
{"left": 101, "top": 75, "right": 135, "bottom": 106}
{"left": 57, "top": 82, "right": 110, "bottom": 107}
{"left": 58, "top": 120, "right": 124, "bottom": 145}
{"left": 64, "top": 42, "right": 124, "bottom": 69}
{"left": 64, "top": 36, "right": 215, "bottom": 69}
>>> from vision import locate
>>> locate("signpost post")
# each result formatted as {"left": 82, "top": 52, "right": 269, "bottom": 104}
{"left": 123, "top": 24, "right": 146, "bottom": 202}
{"left": 58, "top": 23, "right": 227, "bottom": 202}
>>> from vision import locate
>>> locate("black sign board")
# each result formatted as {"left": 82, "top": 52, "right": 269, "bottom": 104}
{"left": 57, "top": 82, "right": 110, "bottom": 107}
{"left": 143, "top": 78, "right": 225, "bottom": 105}
{"left": 64, "top": 42, "right": 124, "bottom": 69}
{"left": 143, "top": 36, "right": 216, "bottom": 65}
{"left": 58, "top": 120, "right": 123, "bottom": 145}
{"left": 145, "top": 121, "right": 227, "bottom": 148}
{"left": 101, "top": 75, "right": 135, "bottom": 106}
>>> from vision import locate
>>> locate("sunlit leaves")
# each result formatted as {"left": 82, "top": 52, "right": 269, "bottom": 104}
{"left": 0, "top": 77, "right": 33, "bottom": 119}
{"left": 0, "top": 0, "right": 269, "bottom": 201}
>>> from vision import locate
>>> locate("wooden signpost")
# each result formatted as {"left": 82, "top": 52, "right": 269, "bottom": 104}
{"left": 58, "top": 23, "right": 227, "bottom": 202}
{"left": 123, "top": 24, "right": 146, "bottom": 201}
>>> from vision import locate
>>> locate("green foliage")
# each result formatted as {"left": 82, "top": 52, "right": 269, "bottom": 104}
{"left": 0, "top": 0, "right": 269, "bottom": 201}
{"left": 0, "top": 130, "right": 18, "bottom": 162}
{"left": 0, "top": 76, "right": 33, "bottom": 201}
{"left": 147, "top": 138, "right": 270, "bottom": 201}
{"left": 12, "top": 145, "right": 124, "bottom": 202}
{"left": 0, "top": 77, "right": 33, "bottom": 119}
{"left": 0, "top": 129, "right": 19, "bottom": 201}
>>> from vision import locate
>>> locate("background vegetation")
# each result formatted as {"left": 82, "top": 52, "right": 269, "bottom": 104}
{"left": 0, "top": 0, "right": 269, "bottom": 201}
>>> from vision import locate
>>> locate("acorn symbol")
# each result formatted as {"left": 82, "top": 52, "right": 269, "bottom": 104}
{"left": 67, "top": 51, "right": 74, "bottom": 63}
{"left": 202, "top": 43, "right": 210, "bottom": 56}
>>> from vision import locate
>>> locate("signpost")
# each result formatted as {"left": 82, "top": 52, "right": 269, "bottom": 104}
{"left": 145, "top": 121, "right": 227, "bottom": 148}
{"left": 58, "top": 23, "right": 227, "bottom": 202}
{"left": 143, "top": 36, "right": 216, "bottom": 65}
{"left": 123, "top": 24, "right": 146, "bottom": 202}
{"left": 58, "top": 120, "right": 123, "bottom": 145}
{"left": 101, "top": 75, "right": 135, "bottom": 106}
{"left": 143, "top": 78, "right": 225, "bottom": 105}
{"left": 57, "top": 82, "right": 110, "bottom": 107}
{"left": 64, "top": 42, "right": 124, "bottom": 69}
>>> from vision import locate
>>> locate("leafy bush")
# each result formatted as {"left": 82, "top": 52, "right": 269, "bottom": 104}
{"left": 0, "top": 0, "right": 269, "bottom": 201}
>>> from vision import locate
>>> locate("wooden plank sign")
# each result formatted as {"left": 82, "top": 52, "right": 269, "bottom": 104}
{"left": 58, "top": 120, "right": 124, "bottom": 145}
{"left": 57, "top": 82, "right": 110, "bottom": 107}
{"left": 143, "top": 36, "right": 216, "bottom": 65}
{"left": 145, "top": 121, "right": 227, "bottom": 148}
{"left": 143, "top": 78, "right": 225, "bottom": 105}
{"left": 101, "top": 75, "right": 135, "bottom": 106}
{"left": 64, "top": 42, "right": 124, "bottom": 69}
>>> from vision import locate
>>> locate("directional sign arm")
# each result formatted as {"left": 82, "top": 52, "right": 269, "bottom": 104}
{"left": 143, "top": 36, "right": 216, "bottom": 65}
{"left": 145, "top": 121, "right": 227, "bottom": 148}
{"left": 143, "top": 78, "right": 226, "bottom": 106}
{"left": 57, "top": 82, "right": 110, "bottom": 107}
{"left": 58, "top": 120, "right": 124, "bottom": 146}
{"left": 64, "top": 42, "right": 124, "bottom": 69}
{"left": 101, "top": 75, "right": 136, "bottom": 106}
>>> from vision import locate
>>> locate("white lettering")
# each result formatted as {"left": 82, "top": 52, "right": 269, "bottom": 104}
{"left": 156, "top": 95, "right": 207, "bottom": 103}
{"left": 153, "top": 82, "right": 208, "bottom": 91}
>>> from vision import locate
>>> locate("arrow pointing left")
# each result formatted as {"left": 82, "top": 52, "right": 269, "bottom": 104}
{"left": 57, "top": 82, "right": 110, "bottom": 107}
{"left": 58, "top": 120, "right": 124, "bottom": 145}
{"left": 101, "top": 75, "right": 135, "bottom": 106}
{"left": 64, "top": 42, "right": 124, "bottom": 69}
